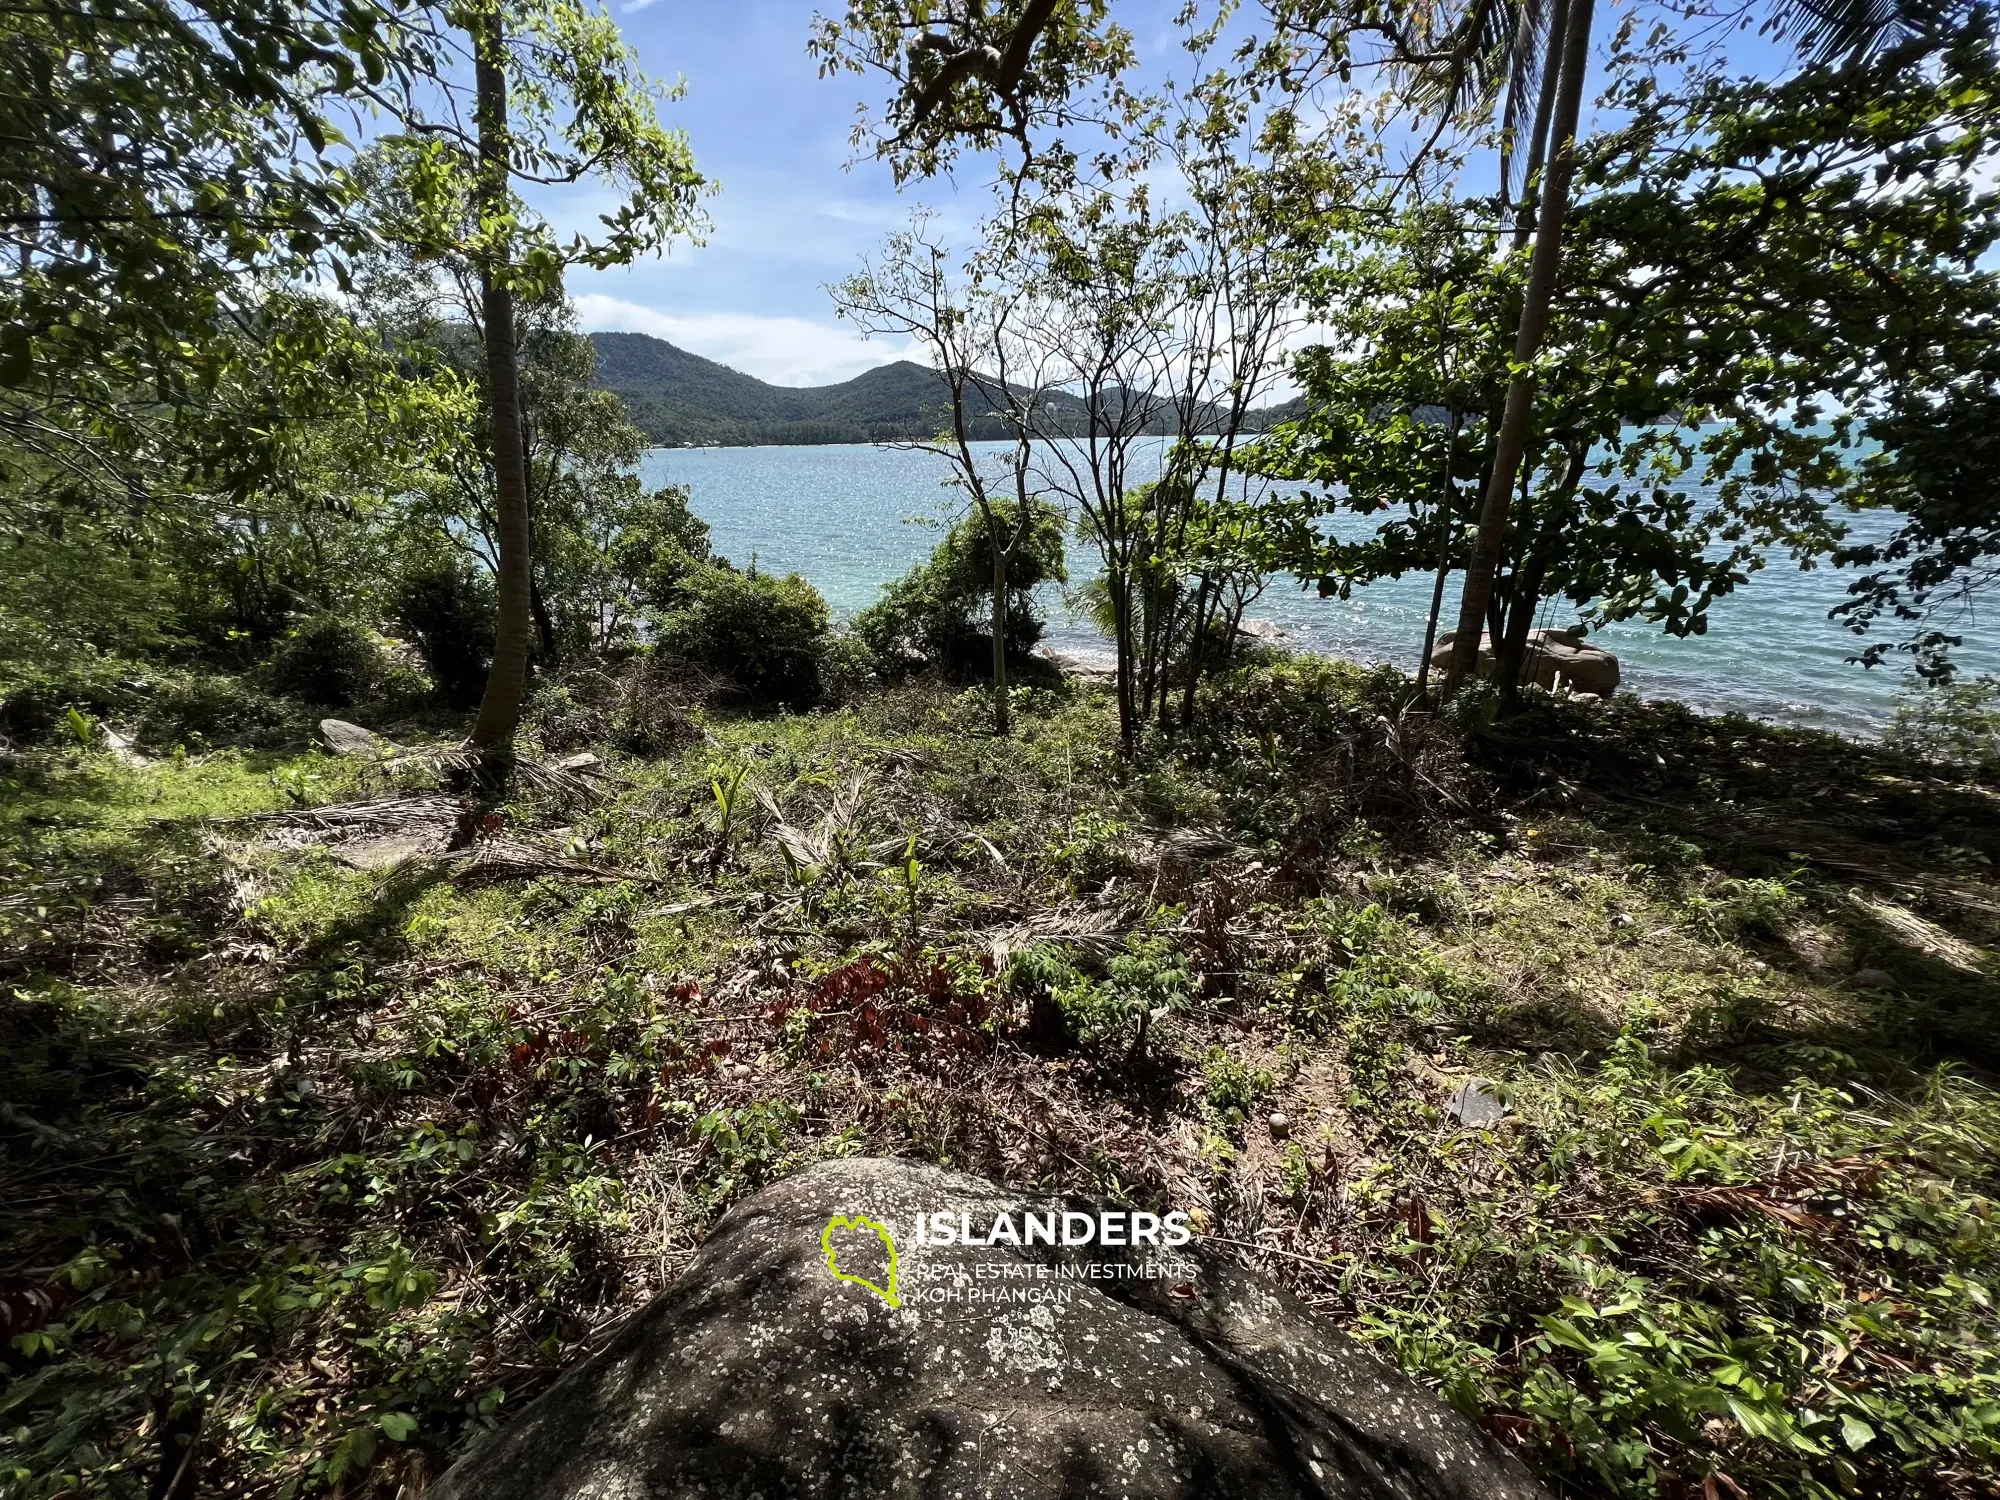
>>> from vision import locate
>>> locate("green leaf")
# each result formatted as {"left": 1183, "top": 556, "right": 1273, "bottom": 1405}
{"left": 379, "top": 1411, "right": 419, "bottom": 1442}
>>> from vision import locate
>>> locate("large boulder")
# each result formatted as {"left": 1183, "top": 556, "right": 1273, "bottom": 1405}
{"left": 429, "top": 1157, "right": 1547, "bottom": 1500}
{"left": 1428, "top": 628, "right": 1618, "bottom": 699}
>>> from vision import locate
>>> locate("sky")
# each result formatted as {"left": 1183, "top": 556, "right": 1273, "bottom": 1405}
{"left": 543, "top": 1, "right": 1186, "bottom": 386}
{"left": 545, "top": 1, "right": 1797, "bottom": 388}
{"left": 547, "top": 1, "right": 984, "bottom": 386}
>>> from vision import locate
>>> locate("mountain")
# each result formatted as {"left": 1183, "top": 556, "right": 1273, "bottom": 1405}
{"left": 587, "top": 330, "right": 1298, "bottom": 448}
{"left": 588, "top": 331, "right": 1018, "bottom": 447}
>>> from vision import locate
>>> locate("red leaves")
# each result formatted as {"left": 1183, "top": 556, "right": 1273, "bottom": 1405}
{"left": 658, "top": 1036, "right": 730, "bottom": 1083}
{"left": 0, "top": 1281, "right": 69, "bottom": 1340}
{"left": 767, "top": 951, "right": 991, "bottom": 1066}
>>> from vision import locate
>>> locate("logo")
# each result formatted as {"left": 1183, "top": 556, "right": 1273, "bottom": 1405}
{"left": 820, "top": 1213, "right": 901, "bottom": 1308}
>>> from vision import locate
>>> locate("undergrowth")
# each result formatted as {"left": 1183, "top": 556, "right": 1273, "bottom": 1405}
{"left": 2, "top": 669, "right": 1996, "bottom": 1499}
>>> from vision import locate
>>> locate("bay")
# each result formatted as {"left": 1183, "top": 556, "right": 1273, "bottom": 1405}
{"left": 639, "top": 440, "right": 1994, "bottom": 738}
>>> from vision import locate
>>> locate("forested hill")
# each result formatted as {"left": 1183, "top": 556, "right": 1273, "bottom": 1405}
{"left": 587, "top": 330, "right": 1302, "bottom": 447}
{"left": 588, "top": 331, "right": 1014, "bottom": 446}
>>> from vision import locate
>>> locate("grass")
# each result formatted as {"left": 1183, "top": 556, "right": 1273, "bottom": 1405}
{"left": 2, "top": 663, "right": 1997, "bottom": 1499}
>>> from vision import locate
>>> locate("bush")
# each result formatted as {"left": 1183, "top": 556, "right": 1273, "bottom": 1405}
{"left": 390, "top": 560, "right": 496, "bottom": 709}
{"left": 611, "top": 656, "right": 700, "bottom": 755}
{"left": 611, "top": 484, "right": 712, "bottom": 615}
{"left": 263, "top": 616, "right": 388, "bottom": 708}
{"left": 653, "top": 564, "right": 833, "bottom": 708}
{"left": 1886, "top": 672, "right": 2000, "bottom": 773}
{"left": 853, "top": 502, "right": 1065, "bottom": 679}
{"left": 0, "top": 656, "right": 131, "bottom": 746}
{"left": 137, "top": 674, "right": 298, "bottom": 750}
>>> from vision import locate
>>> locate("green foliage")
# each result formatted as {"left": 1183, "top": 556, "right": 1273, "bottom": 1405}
{"left": 1687, "top": 876, "right": 1805, "bottom": 940}
{"left": 1201, "top": 1048, "right": 1275, "bottom": 1135}
{"left": 1357, "top": 1042, "right": 2000, "bottom": 1500}
{"left": 264, "top": 615, "right": 388, "bottom": 708}
{"left": 391, "top": 557, "right": 498, "bottom": 708}
{"left": 611, "top": 483, "right": 712, "bottom": 616}
{"left": 854, "top": 501, "right": 1066, "bottom": 677}
{"left": 1054, "top": 932, "right": 1192, "bottom": 1057}
{"left": 1885, "top": 673, "right": 2000, "bottom": 773}
{"left": 1258, "top": 32, "right": 2000, "bottom": 670}
{"left": 653, "top": 564, "right": 837, "bottom": 708}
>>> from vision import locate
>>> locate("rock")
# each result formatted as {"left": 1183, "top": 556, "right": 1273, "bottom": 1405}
{"left": 1846, "top": 967, "right": 1898, "bottom": 991}
{"left": 1237, "top": 618, "right": 1286, "bottom": 641}
{"left": 100, "top": 726, "right": 151, "bottom": 767}
{"left": 553, "top": 751, "right": 602, "bottom": 773}
{"left": 1267, "top": 1111, "right": 1292, "bottom": 1139}
{"left": 1446, "top": 1080, "right": 1507, "bottom": 1129}
{"left": 428, "top": 1157, "right": 1548, "bottom": 1500}
{"left": 330, "top": 831, "right": 446, "bottom": 870}
{"left": 1428, "top": 628, "right": 1619, "bottom": 699}
{"left": 318, "top": 719, "right": 390, "bottom": 756}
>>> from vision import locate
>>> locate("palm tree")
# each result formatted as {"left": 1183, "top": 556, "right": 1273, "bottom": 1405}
{"left": 1436, "top": 0, "right": 1960, "bottom": 694}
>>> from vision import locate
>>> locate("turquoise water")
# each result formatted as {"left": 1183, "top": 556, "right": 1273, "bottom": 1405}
{"left": 639, "top": 441, "right": 1992, "bottom": 737}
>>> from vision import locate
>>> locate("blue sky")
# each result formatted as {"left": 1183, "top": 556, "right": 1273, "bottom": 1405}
{"left": 550, "top": 1, "right": 990, "bottom": 385}
{"left": 548, "top": 1, "right": 1794, "bottom": 386}
{"left": 548, "top": 1, "right": 1190, "bottom": 385}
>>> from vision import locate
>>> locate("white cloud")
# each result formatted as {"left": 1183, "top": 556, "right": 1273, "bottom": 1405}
{"left": 572, "top": 294, "right": 916, "bottom": 387}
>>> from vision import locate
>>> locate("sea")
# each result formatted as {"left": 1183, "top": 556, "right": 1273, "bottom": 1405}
{"left": 639, "top": 440, "right": 1996, "bottom": 739}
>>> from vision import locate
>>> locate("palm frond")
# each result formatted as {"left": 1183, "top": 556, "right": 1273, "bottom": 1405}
{"left": 1769, "top": 0, "right": 1953, "bottom": 60}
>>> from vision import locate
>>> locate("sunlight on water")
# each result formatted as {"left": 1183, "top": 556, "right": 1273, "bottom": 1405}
{"left": 640, "top": 441, "right": 1995, "bottom": 738}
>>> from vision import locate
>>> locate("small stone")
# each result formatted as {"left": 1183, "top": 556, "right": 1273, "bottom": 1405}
{"left": 554, "top": 751, "right": 601, "bottom": 772}
{"left": 1847, "top": 967, "right": 1897, "bottom": 990}
{"left": 1447, "top": 1080, "right": 1507, "bottom": 1129}
{"left": 1267, "top": 1112, "right": 1291, "bottom": 1139}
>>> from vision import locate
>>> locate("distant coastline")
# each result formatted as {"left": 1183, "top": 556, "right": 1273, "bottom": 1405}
{"left": 592, "top": 330, "right": 1301, "bottom": 448}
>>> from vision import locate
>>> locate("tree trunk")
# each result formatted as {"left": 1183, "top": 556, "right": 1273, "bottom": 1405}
{"left": 465, "top": 8, "right": 533, "bottom": 754}
{"left": 1443, "top": 0, "right": 1595, "bottom": 698}
{"left": 1511, "top": 0, "right": 1570, "bottom": 252}
{"left": 530, "top": 574, "right": 558, "bottom": 664}
{"left": 523, "top": 426, "right": 560, "bottom": 664}
{"left": 1413, "top": 416, "right": 1463, "bottom": 702}
{"left": 1176, "top": 572, "right": 1214, "bottom": 732}
{"left": 1495, "top": 544, "right": 1552, "bottom": 707}
{"left": 990, "top": 538, "right": 1011, "bottom": 735}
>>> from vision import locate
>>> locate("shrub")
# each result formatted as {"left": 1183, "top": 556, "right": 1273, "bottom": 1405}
{"left": 611, "top": 483, "right": 712, "bottom": 614}
{"left": 653, "top": 563, "right": 833, "bottom": 708}
{"left": 853, "top": 502, "right": 1066, "bottom": 679}
{"left": 264, "top": 616, "right": 387, "bottom": 707}
{"left": 0, "top": 657, "right": 130, "bottom": 746}
{"left": 390, "top": 560, "right": 496, "bottom": 708}
{"left": 137, "top": 674, "right": 298, "bottom": 750}
{"left": 1202, "top": 1048, "right": 1275, "bottom": 1133}
{"left": 1886, "top": 672, "right": 2000, "bottom": 773}
{"left": 611, "top": 656, "right": 700, "bottom": 755}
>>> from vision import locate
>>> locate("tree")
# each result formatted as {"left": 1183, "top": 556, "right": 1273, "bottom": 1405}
{"left": 808, "top": 0, "right": 1141, "bottom": 184}
{"left": 1, "top": 0, "right": 410, "bottom": 489}
{"left": 831, "top": 217, "right": 1064, "bottom": 733}
{"left": 1327, "top": 0, "right": 1979, "bottom": 694}
{"left": 1258, "top": 29, "right": 2000, "bottom": 693}
{"left": 373, "top": 0, "right": 704, "bottom": 754}
{"left": 854, "top": 500, "right": 1068, "bottom": 677}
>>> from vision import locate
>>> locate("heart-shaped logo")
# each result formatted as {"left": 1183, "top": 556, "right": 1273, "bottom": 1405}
{"left": 821, "top": 1213, "right": 901, "bottom": 1308}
